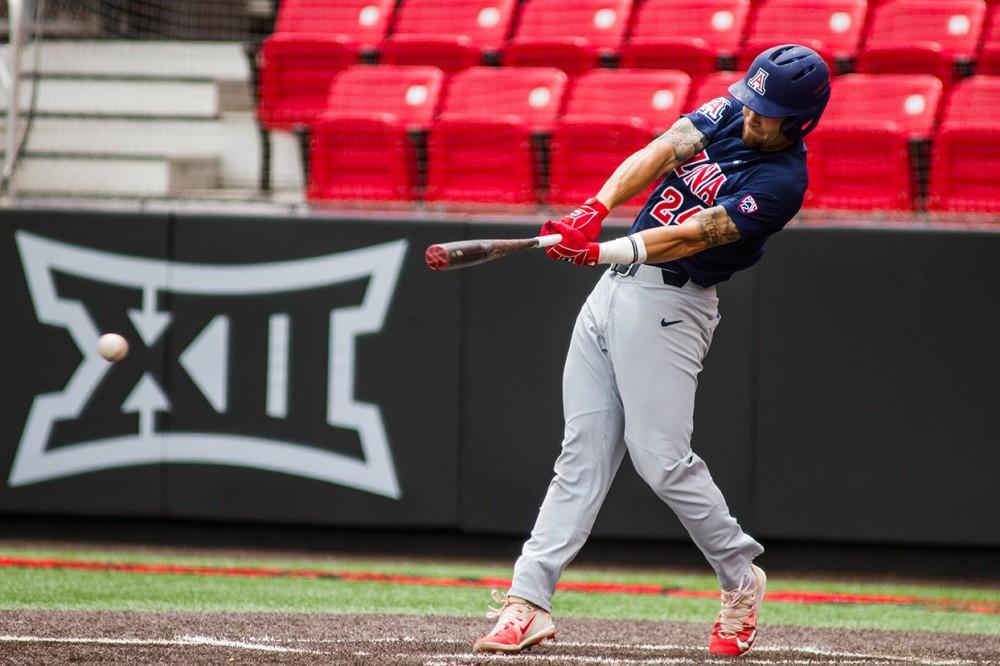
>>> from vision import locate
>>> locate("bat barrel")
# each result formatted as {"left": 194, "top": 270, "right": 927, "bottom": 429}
{"left": 424, "top": 244, "right": 451, "bottom": 271}
{"left": 423, "top": 234, "right": 560, "bottom": 271}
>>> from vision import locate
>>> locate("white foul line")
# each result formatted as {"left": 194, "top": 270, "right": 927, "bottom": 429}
{"left": 0, "top": 634, "right": 319, "bottom": 654}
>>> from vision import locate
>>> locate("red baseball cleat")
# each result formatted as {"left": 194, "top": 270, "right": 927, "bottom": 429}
{"left": 709, "top": 564, "right": 767, "bottom": 656}
{"left": 473, "top": 590, "right": 556, "bottom": 653}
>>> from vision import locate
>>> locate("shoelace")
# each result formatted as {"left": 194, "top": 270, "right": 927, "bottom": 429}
{"left": 485, "top": 589, "right": 529, "bottom": 629}
{"left": 716, "top": 588, "right": 754, "bottom": 637}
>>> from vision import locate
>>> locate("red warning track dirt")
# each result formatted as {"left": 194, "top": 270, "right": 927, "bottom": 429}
{"left": 2, "top": 556, "right": 995, "bottom": 615}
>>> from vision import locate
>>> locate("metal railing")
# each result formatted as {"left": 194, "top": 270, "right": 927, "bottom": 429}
{"left": 3, "top": 0, "right": 26, "bottom": 193}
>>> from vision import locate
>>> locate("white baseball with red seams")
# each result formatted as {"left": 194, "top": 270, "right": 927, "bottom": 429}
{"left": 97, "top": 333, "right": 129, "bottom": 362}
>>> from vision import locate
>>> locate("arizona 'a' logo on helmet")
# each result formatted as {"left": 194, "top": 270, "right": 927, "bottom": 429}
{"left": 747, "top": 68, "right": 768, "bottom": 95}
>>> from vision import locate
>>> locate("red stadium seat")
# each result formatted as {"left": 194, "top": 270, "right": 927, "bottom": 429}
{"left": 926, "top": 125, "right": 1000, "bottom": 212}
{"left": 503, "top": 0, "right": 633, "bottom": 76}
{"left": 308, "top": 114, "right": 419, "bottom": 201}
{"left": 685, "top": 71, "right": 744, "bottom": 111}
{"left": 739, "top": 0, "right": 867, "bottom": 70}
{"left": 936, "top": 74, "right": 1000, "bottom": 127}
{"left": 804, "top": 122, "right": 915, "bottom": 210}
{"left": 380, "top": 0, "right": 517, "bottom": 73}
{"left": 562, "top": 69, "right": 692, "bottom": 133}
{"left": 977, "top": 7, "right": 1000, "bottom": 74}
{"left": 823, "top": 74, "right": 943, "bottom": 138}
{"left": 425, "top": 116, "right": 538, "bottom": 203}
{"left": 856, "top": 0, "right": 986, "bottom": 85}
{"left": 621, "top": 0, "right": 749, "bottom": 81}
{"left": 259, "top": 37, "right": 359, "bottom": 129}
{"left": 435, "top": 66, "right": 568, "bottom": 130}
{"left": 927, "top": 76, "right": 1000, "bottom": 212}
{"left": 548, "top": 119, "right": 653, "bottom": 205}
{"left": 257, "top": 0, "right": 396, "bottom": 129}
{"left": 426, "top": 67, "right": 568, "bottom": 203}
{"left": 548, "top": 70, "right": 691, "bottom": 205}
{"left": 272, "top": 0, "right": 394, "bottom": 49}
{"left": 804, "top": 75, "right": 942, "bottom": 210}
{"left": 309, "top": 66, "right": 445, "bottom": 200}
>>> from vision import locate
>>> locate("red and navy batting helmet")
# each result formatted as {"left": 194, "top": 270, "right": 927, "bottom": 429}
{"left": 728, "top": 44, "right": 831, "bottom": 140}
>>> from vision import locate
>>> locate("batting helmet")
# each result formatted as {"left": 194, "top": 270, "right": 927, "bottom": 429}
{"left": 728, "top": 44, "right": 831, "bottom": 140}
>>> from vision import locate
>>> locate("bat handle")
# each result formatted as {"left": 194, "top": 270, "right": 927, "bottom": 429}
{"left": 535, "top": 234, "right": 563, "bottom": 248}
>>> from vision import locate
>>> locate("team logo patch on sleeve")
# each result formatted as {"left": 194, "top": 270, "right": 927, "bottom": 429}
{"left": 738, "top": 195, "right": 759, "bottom": 214}
{"left": 697, "top": 97, "right": 729, "bottom": 123}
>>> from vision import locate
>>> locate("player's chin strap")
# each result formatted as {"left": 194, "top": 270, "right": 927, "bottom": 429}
{"left": 597, "top": 234, "right": 648, "bottom": 265}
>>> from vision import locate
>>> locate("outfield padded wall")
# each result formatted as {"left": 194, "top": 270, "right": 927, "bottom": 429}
{"left": 0, "top": 209, "right": 996, "bottom": 547}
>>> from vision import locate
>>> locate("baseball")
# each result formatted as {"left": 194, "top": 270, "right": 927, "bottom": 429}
{"left": 97, "top": 333, "right": 129, "bottom": 362}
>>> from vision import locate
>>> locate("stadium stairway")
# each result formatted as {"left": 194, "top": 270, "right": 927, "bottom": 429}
{"left": 0, "top": 40, "right": 304, "bottom": 198}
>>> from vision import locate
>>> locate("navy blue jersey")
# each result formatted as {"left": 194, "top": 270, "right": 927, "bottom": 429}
{"left": 628, "top": 95, "right": 808, "bottom": 287}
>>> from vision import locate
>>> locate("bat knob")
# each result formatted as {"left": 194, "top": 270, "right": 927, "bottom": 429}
{"left": 424, "top": 244, "right": 450, "bottom": 271}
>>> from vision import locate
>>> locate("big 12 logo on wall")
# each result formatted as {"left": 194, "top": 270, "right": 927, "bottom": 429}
{"left": 12, "top": 231, "right": 407, "bottom": 500}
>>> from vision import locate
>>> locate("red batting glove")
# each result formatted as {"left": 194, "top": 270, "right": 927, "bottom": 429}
{"left": 560, "top": 198, "right": 609, "bottom": 242}
{"left": 541, "top": 220, "right": 600, "bottom": 267}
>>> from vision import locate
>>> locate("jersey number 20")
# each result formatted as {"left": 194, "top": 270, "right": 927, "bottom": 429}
{"left": 651, "top": 186, "right": 705, "bottom": 226}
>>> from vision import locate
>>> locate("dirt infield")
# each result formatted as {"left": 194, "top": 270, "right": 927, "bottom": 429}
{"left": 0, "top": 610, "right": 997, "bottom": 665}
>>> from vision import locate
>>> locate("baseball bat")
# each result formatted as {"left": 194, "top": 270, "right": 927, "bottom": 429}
{"left": 424, "top": 234, "right": 562, "bottom": 271}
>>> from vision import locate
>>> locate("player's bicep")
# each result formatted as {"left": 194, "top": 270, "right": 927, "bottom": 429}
{"left": 652, "top": 117, "right": 708, "bottom": 178}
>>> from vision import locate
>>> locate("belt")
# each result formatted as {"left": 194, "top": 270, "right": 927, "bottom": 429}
{"left": 610, "top": 262, "right": 689, "bottom": 288}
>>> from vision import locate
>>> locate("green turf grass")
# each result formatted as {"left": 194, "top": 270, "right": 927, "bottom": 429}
{"left": 0, "top": 546, "right": 997, "bottom": 636}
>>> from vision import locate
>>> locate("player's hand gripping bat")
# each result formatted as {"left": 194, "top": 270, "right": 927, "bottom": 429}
{"left": 424, "top": 234, "right": 562, "bottom": 271}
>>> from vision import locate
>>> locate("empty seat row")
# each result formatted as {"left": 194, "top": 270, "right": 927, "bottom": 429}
{"left": 809, "top": 74, "right": 1000, "bottom": 212}
{"left": 309, "top": 65, "right": 688, "bottom": 203}
{"left": 259, "top": 0, "right": 1000, "bottom": 130}
{"left": 307, "top": 65, "right": 1000, "bottom": 213}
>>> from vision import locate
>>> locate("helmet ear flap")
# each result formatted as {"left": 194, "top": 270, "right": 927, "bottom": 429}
{"left": 780, "top": 116, "right": 806, "bottom": 141}
{"left": 780, "top": 114, "right": 820, "bottom": 141}
{"left": 785, "top": 94, "right": 829, "bottom": 139}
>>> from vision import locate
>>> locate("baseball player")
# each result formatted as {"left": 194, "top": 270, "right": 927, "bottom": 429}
{"left": 473, "top": 45, "right": 830, "bottom": 657}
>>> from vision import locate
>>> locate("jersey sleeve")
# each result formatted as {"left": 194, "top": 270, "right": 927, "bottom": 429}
{"left": 715, "top": 179, "right": 804, "bottom": 241}
{"left": 682, "top": 96, "right": 741, "bottom": 144}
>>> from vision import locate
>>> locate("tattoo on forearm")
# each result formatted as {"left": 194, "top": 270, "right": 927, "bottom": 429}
{"left": 697, "top": 207, "right": 741, "bottom": 248}
{"left": 658, "top": 119, "right": 707, "bottom": 165}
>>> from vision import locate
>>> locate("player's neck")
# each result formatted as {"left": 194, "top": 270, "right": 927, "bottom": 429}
{"left": 759, "top": 136, "right": 796, "bottom": 152}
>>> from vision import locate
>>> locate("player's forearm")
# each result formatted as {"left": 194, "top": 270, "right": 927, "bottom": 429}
{"left": 595, "top": 144, "right": 674, "bottom": 209}
{"left": 641, "top": 206, "right": 742, "bottom": 263}
{"left": 594, "top": 223, "right": 701, "bottom": 265}
{"left": 636, "top": 225, "right": 706, "bottom": 263}
{"left": 595, "top": 206, "right": 739, "bottom": 265}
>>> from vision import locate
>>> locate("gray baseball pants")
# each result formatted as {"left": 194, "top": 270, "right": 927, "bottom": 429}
{"left": 508, "top": 266, "right": 763, "bottom": 611}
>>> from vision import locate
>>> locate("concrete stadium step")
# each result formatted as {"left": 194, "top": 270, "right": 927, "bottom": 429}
{"left": 21, "top": 116, "right": 241, "bottom": 155}
{"left": 0, "top": 40, "right": 307, "bottom": 195}
{"left": 12, "top": 154, "right": 221, "bottom": 197}
{"left": 4, "top": 116, "right": 305, "bottom": 190}
{"left": 1, "top": 77, "right": 222, "bottom": 117}
{"left": 9, "top": 40, "right": 250, "bottom": 80}
{"left": 25, "top": 116, "right": 304, "bottom": 190}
